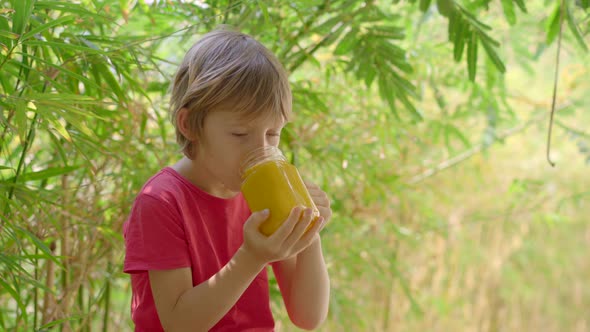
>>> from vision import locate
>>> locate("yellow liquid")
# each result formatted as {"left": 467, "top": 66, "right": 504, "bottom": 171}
{"left": 241, "top": 160, "right": 320, "bottom": 236}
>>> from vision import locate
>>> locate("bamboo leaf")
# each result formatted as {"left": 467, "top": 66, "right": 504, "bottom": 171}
{"left": 546, "top": 5, "right": 561, "bottom": 45}
{"left": 46, "top": 115, "right": 73, "bottom": 142}
{"left": 476, "top": 30, "right": 501, "bottom": 48}
{"left": 16, "top": 165, "right": 81, "bottom": 182}
{"left": 48, "top": 127, "right": 69, "bottom": 163}
{"left": 35, "top": 1, "right": 109, "bottom": 21}
{"left": 396, "top": 88, "right": 422, "bottom": 121}
{"left": 94, "top": 62, "right": 126, "bottom": 102}
{"left": 437, "top": 0, "right": 455, "bottom": 17}
{"left": 378, "top": 75, "right": 398, "bottom": 119}
{"left": 334, "top": 28, "right": 358, "bottom": 55}
{"left": 371, "top": 26, "right": 406, "bottom": 40}
{"left": 480, "top": 37, "right": 506, "bottom": 73}
{"left": 256, "top": 0, "right": 270, "bottom": 23}
{"left": 420, "top": 0, "right": 432, "bottom": 12}
{"left": 457, "top": 5, "right": 492, "bottom": 31}
{"left": 11, "top": 0, "right": 35, "bottom": 35}
{"left": 0, "top": 278, "right": 27, "bottom": 318}
{"left": 448, "top": 10, "right": 458, "bottom": 41}
{"left": 15, "top": 99, "right": 28, "bottom": 143}
{"left": 22, "top": 15, "right": 77, "bottom": 41}
{"left": 453, "top": 17, "right": 465, "bottom": 62}
{"left": 0, "top": 16, "right": 12, "bottom": 51}
{"left": 15, "top": 52, "right": 103, "bottom": 92}
{"left": 566, "top": 3, "right": 588, "bottom": 52}
{"left": 0, "top": 30, "right": 19, "bottom": 40}
{"left": 446, "top": 124, "right": 471, "bottom": 148}
{"left": 467, "top": 30, "right": 478, "bottom": 81}
{"left": 513, "top": 0, "right": 527, "bottom": 13}
{"left": 501, "top": 0, "right": 516, "bottom": 25}
{"left": 15, "top": 226, "right": 63, "bottom": 267}
{"left": 23, "top": 40, "right": 108, "bottom": 55}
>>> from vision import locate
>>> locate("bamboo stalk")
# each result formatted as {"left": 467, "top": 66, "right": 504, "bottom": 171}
{"left": 407, "top": 104, "right": 572, "bottom": 185}
{"left": 102, "top": 262, "right": 112, "bottom": 332}
{"left": 41, "top": 241, "right": 56, "bottom": 326}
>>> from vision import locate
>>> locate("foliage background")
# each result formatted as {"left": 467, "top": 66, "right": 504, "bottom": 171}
{"left": 0, "top": 0, "right": 588, "bottom": 331}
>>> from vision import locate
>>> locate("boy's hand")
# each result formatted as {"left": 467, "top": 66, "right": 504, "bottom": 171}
{"left": 304, "top": 180, "right": 332, "bottom": 232}
{"left": 241, "top": 207, "right": 325, "bottom": 265}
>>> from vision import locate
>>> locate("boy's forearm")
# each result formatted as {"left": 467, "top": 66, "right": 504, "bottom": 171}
{"left": 287, "top": 236, "right": 331, "bottom": 329}
{"left": 168, "top": 248, "right": 266, "bottom": 332}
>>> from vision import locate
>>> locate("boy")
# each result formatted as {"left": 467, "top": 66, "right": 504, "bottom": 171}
{"left": 123, "top": 28, "right": 331, "bottom": 331}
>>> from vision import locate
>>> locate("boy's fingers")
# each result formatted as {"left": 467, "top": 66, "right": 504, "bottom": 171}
{"left": 293, "top": 217, "right": 325, "bottom": 253}
{"left": 282, "top": 208, "right": 315, "bottom": 248}
{"left": 303, "top": 180, "right": 319, "bottom": 190}
{"left": 244, "top": 209, "right": 270, "bottom": 231}
{"left": 270, "top": 206, "right": 303, "bottom": 240}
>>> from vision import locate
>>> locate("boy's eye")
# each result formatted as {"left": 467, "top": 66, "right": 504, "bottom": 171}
{"left": 267, "top": 132, "right": 281, "bottom": 137}
{"left": 232, "top": 133, "right": 248, "bottom": 137}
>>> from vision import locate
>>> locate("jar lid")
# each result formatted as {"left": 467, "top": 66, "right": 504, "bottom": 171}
{"left": 239, "top": 146, "right": 286, "bottom": 178}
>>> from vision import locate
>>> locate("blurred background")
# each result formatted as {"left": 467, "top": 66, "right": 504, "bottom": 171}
{"left": 0, "top": 0, "right": 588, "bottom": 331}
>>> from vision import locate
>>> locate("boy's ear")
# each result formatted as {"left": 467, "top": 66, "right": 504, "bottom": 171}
{"left": 177, "top": 107, "right": 198, "bottom": 141}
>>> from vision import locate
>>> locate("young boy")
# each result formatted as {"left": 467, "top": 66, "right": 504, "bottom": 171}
{"left": 123, "top": 28, "right": 331, "bottom": 331}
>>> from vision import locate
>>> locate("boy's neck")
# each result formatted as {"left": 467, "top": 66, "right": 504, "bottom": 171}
{"left": 172, "top": 157, "right": 238, "bottom": 199}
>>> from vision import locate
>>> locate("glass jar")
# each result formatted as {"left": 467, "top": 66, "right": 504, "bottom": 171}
{"left": 240, "top": 146, "right": 320, "bottom": 236}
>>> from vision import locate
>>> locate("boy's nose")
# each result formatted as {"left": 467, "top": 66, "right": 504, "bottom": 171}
{"left": 253, "top": 136, "right": 272, "bottom": 150}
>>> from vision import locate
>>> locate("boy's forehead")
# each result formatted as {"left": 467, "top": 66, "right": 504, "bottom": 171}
{"left": 217, "top": 110, "right": 287, "bottom": 127}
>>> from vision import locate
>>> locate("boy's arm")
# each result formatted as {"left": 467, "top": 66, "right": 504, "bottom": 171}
{"left": 272, "top": 235, "right": 330, "bottom": 330}
{"left": 149, "top": 247, "right": 265, "bottom": 332}
{"left": 149, "top": 207, "right": 323, "bottom": 332}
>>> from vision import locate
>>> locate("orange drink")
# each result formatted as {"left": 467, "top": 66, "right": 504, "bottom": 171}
{"left": 240, "top": 146, "right": 320, "bottom": 236}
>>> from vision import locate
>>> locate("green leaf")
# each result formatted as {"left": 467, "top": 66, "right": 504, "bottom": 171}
{"left": 437, "top": 0, "right": 455, "bottom": 17}
{"left": 566, "top": 3, "right": 588, "bottom": 52}
{"left": 467, "top": 30, "right": 478, "bottom": 81}
{"left": 46, "top": 128, "right": 69, "bottom": 164}
{"left": 16, "top": 165, "right": 81, "bottom": 182}
{"left": 35, "top": 1, "right": 109, "bottom": 21}
{"left": 476, "top": 30, "right": 501, "bottom": 48}
{"left": 15, "top": 52, "right": 103, "bottom": 91}
{"left": 256, "top": 0, "right": 270, "bottom": 23}
{"left": 420, "top": 0, "right": 432, "bottom": 12}
{"left": 14, "top": 99, "right": 28, "bottom": 143}
{"left": 501, "top": 0, "right": 516, "bottom": 25}
{"left": 457, "top": 5, "right": 492, "bottom": 31}
{"left": 334, "top": 28, "right": 358, "bottom": 55}
{"left": 378, "top": 75, "right": 398, "bottom": 119}
{"left": 453, "top": 17, "right": 466, "bottom": 62}
{"left": 480, "top": 37, "right": 506, "bottom": 73}
{"left": 94, "top": 62, "right": 126, "bottom": 102}
{"left": 21, "top": 15, "right": 77, "bottom": 41}
{"left": 47, "top": 115, "right": 73, "bottom": 142}
{"left": 0, "top": 278, "right": 27, "bottom": 319}
{"left": 16, "top": 226, "right": 63, "bottom": 267}
{"left": 23, "top": 40, "right": 108, "bottom": 55}
{"left": 446, "top": 124, "right": 471, "bottom": 148}
{"left": 448, "top": 10, "right": 458, "bottom": 41}
{"left": 546, "top": 5, "right": 561, "bottom": 45}
{"left": 11, "top": 0, "right": 35, "bottom": 35}
{"left": 0, "top": 16, "right": 12, "bottom": 49}
{"left": 513, "top": 0, "right": 527, "bottom": 12}
{"left": 370, "top": 26, "right": 406, "bottom": 40}
{"left": 0, "top": 30, "right": 20, "bottom": 40}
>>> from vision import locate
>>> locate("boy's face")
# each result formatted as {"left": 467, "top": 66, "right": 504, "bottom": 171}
{"left": 194, "top": 110, "right": 285, "bottom": 196}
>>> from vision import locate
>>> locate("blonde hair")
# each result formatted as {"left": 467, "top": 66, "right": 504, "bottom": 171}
{"left": 169, "top": 27, "right": 292, "bottom": 158}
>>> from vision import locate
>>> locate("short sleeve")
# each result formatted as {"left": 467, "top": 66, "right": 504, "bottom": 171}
{"left": 123, "top": 193, "right": 191, "bottom": 274}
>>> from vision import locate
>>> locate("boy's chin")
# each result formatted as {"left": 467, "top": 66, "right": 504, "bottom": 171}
{"left": 224, "top": 182, "right": 242, "bottom": 194}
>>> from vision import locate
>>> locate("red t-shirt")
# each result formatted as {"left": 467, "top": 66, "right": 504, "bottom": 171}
{"left": 123, "top": 167, "right": 274, "bottom": 331}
